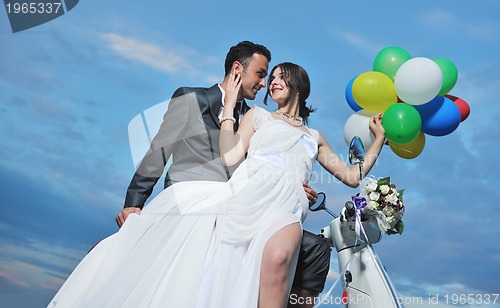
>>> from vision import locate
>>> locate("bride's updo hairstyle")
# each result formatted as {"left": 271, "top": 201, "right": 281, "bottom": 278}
{"left": 264, "top": 62, "right": 316, "bottom": 124}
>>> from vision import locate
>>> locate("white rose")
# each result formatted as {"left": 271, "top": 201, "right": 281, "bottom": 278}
{"left": 386, "top": 193, "right": 398, "bottom": 204}
{"left": 369, "top": 191, "right": 380, "bottom": 201}
{"left": 367, "top": 201, "right": 379, "bottom": 210}
{"left": 366, "top": 181, "right": 378, "bottom": 193}
{"left": 380, "top": 185, "right": 390, "bottom": 195}
{"left": 383, "top": 206, "right": 395, "bottom": 217}
{"left": 387, "top": 216, "right": 397, "bottom": 229}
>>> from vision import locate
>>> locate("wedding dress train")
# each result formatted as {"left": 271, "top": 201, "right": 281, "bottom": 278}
{"left": 48, "top": 106, "right": 319, "bottom": 308}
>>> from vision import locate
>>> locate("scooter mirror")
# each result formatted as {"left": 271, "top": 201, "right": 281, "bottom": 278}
{"left": 309, "top": 192, "right": 326, "bottom": 212}
{"left": 309, "top": 192, "right": 337, "bottom": 218}
{"left": 349, "top": 136, "right": 366, "bottom": 180}
{"left": 349, "top": 136, "right": 365, "bottom": 166}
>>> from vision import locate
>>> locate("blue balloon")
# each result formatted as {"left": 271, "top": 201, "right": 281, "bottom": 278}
{"left": 415, "top": 96, "right": 461, "bottom": 136}
{"left": 345, "top": 76, "right": 362, "bottom": 112}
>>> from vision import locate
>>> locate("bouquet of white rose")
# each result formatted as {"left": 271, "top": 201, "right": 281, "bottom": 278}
{"left": 360, "top": 176, "right": 405, "bottom": 235}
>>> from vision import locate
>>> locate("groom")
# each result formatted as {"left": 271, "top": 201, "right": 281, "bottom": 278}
{"left": 117, "top": 41, "right": 330, "bottom": 307}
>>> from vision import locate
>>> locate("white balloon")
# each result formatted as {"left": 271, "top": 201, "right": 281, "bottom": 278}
{"left": 343, "top": 110, "right": 376, "bottom": 150}
{"left": 394, "top": 57, "right": 443, "bottom": 105}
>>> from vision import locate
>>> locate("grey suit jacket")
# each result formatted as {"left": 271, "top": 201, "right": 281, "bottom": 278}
{"left": 124, "top": 84, "right": 250, "bottom": 209}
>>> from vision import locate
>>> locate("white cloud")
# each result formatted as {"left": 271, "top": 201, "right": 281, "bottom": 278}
{"left": 452, "top": 63, "right": 500, "bottom": 157}
{"left": 0, "top": 238, "right": 86, "bottom": 292}
{"left": 420, "top": 9, "right": 498, "bottom": 41}
{"left": 328, "top": 27, "right": 382, "bottom": 55}
{"left": 103, "top": 33, "right": 193, "bottom": 73}
{"left": 395, "top": 277, "right": 499, "bottom": 308}
{"left": 101, "top": 33, "right": 220, "bottom": 83}
{"left": 421, "top": 10, "right": 455, "bottom": 25}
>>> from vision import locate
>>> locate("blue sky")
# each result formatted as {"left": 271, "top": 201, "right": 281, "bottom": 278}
{"left": 1, "top": 0, "right": 499, "bottom": 307}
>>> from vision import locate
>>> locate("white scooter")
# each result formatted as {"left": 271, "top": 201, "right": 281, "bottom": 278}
{"left": 309, "top": 137, "right": 404, "bottom": 308}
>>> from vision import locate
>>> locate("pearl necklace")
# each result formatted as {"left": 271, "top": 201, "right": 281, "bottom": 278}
{"left": 275, "top": 110, "right": 303, "bottom": 127}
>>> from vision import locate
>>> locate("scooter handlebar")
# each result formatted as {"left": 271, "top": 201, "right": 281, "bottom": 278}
{"left": 344, "top": 201, "right": 355, "bottom": 219}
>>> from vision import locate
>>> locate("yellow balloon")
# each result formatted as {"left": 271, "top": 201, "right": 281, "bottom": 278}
{"left": 389, "top": 131, "right": 426, "bottom": 159}
{"left": 352, "top": 71, "right": 397, "bottom": 113}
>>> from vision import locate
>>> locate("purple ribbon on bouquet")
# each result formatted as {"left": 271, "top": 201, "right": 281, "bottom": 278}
{"left": 352, "top": 195, "right": 367, "bottom": 210}
{"left": 352, "top": 195, "right": 368, "bottom": 241}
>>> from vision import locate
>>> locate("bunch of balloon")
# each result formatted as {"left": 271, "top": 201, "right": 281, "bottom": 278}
{"left": 343, "top": 46, "right": 470, "bottom": 159}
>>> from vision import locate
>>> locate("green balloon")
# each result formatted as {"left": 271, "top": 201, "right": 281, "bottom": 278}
{"left": 382, "top": 103, "right": 422, "bottom": 144}
{"left": 433, "top": 58, "right": 458, "bottom": 96}
{"left": 373, "top": 46, "right": 412, "bottom": 81}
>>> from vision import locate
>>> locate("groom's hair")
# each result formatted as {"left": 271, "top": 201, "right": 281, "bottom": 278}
{"left": 224, "top": 41, "right": 271, "bottom": 76}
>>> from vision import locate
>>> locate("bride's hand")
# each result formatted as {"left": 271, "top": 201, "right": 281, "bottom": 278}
{"left": 369, "top": 113, "right": 385, "bottom": 140}
{"left": 224, "top": 72, "right": 241, "bottom": 111}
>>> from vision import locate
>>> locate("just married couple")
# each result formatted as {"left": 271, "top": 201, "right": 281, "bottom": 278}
{"left": 48, "top": 41, "right": 385, "bottom": 308}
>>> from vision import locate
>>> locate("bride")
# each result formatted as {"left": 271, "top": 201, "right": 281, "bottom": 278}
{"left": 48, "top": 62, "right": 385, "bottom": 308}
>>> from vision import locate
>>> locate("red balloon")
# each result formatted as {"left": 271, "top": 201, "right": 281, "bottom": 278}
{"left": 444, "top": 94, "right": 470, "bottom": 122}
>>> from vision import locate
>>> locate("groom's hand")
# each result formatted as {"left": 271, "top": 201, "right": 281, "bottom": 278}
{"left": 116, "top": 207, "right": 142, "bottom": 227}
{"left": 303, "top": 183, "right": 318, "bottom": 206}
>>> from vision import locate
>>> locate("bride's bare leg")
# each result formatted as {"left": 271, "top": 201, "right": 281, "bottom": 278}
{"left": 258, "top": 222, "right": 302, "bottom": 308}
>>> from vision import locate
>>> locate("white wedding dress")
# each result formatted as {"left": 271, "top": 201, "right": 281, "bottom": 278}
{"left": 48, "top": 106, "right": 319, "bottom": 308}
